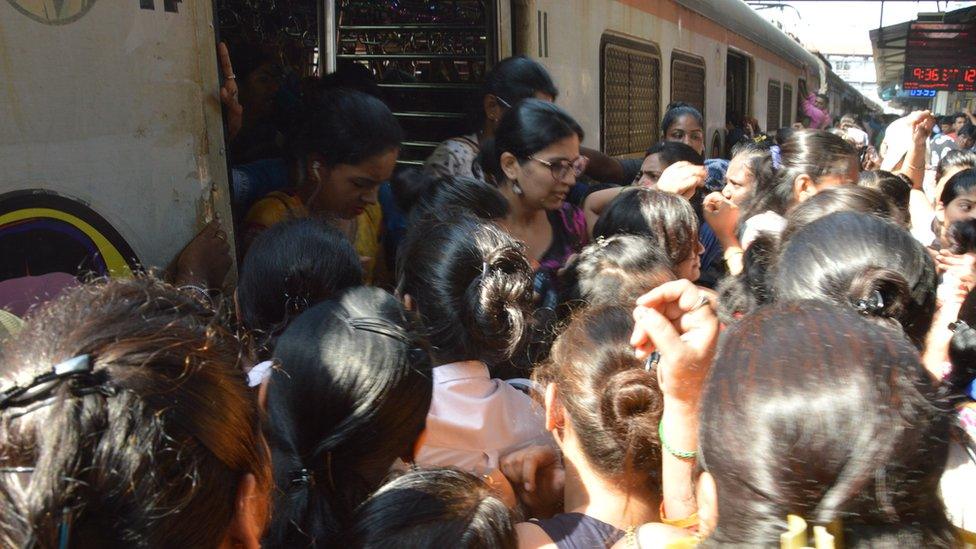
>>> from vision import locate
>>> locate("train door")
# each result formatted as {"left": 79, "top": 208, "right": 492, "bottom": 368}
{"left": 0, "top": 1, "right": 233, "bottom": 315}
{"left": 327, "top": 1, "right": 500, "bottom": 166}
{"left": 726, "top": 50, "right": 751, "bottom": 123}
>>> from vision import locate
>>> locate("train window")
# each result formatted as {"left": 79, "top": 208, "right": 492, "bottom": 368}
{"left": 670, "top": 52, "right": 705, "bottom": 115}
{"left": 796, "top": 78, "right": 807, "bottom": 123}
{"left": 782, "top": 84, "right": 793, "bottom": 126}
{"left": 767, "top": 80, "right": 781, "bottom": 131}
{"left": 334, "top": 1, "right": 496, "bottom": 165}
{"left": 600, "top": 34, "right": 661, "bottom": 157}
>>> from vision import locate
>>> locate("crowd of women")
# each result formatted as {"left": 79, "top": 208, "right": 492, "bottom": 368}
{"left": 2, "top": 47, "right": 976, "bottom": 548}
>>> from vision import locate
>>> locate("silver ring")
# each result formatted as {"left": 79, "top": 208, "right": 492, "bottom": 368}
{"left": 226, "top": 74, "right": 236, "bottom": 80}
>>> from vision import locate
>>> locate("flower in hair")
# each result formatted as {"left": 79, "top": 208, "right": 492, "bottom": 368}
{"left": 770, "top": 145, "right": 783, "bottom": 171}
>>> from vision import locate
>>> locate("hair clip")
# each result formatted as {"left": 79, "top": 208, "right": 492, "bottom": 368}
{"left": 950, "top": 319, "right": 973, "bottom": 333}
{"left": 644, "top": 352, "right": 660, "bottom": 373}
{"left": 247, "top": 360, "right": 276, "bottom": 388}
{"left": 0, "top": 355, "right": 114, "bottom": 413}
{"left": 853, "top": 290, "right": 885, "bottom": 315}
{"left": 482, "top": 261, "right": 490, "bottom": 276}
{"left": 346, "top": 316, "right": 411, "bottom": 345}
{"left": 770, "top": 145, "right": 783, "bottom": 171}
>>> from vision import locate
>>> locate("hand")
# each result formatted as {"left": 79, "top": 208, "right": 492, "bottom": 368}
{"left": 218, "top": 42, "right": 243, "bottom": 141}
{"left": 936, "top": 250, "right": 976, "bottom": 277}
{"left": 907, "top": 110, "right": 935, "bottom": 145}
{"left": 500, "top": 445, "right": 564, "bottom": 519}
{"left": 654, "top": 161, "right": 706, "bottom": 199}
{"left": 702, "top": 192, "right": 739, "bottom": 244}
{"left": 630, "top": 280, "right": 719, "bottom": 403}
{"left": 174, "top": 220, "right": 233, "bottom": 290}
{"left": 861, "top": 145, "right": 881, "bottom": 171}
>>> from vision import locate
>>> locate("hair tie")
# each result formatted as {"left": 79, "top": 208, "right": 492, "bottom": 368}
{"left": 853, "top": 289, "right": 885, "bottom": 315}
{"left": 770, "top": 145, "right": 783, "bottom": 171}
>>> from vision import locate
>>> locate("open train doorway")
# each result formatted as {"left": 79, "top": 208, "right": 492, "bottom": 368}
{"left": 726, "top": 49, "right": 751, "bottom": 129}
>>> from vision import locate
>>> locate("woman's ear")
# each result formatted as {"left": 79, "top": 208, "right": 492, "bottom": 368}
{"left": 544, "top": 383, "right": 564, "bottom": 436}
{"left": 793, "top": 173, "right": 818, "bottom": 203}
{"left": 222, "top": 473, "right": 267, "bottom": 549}
{"left": 696, "top": 471, "right": 718, "bottom": 538}
{"left": 484, "top": 94, "right": 505, "bottom": 126}
{"left": 501, "top": 151, "right": 521, "bottom": 182}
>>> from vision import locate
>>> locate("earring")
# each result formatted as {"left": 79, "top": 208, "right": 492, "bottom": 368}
{"left": 512, "top": 182, "right": 524, "bottom": 196}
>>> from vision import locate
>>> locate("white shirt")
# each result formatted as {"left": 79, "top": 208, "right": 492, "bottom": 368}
{"left": 414, "top": 360, "right": 552, "bottom": 475}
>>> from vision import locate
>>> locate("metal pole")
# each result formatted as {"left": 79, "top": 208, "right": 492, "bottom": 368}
{"left": 320, "top": 0, "right": 336, "bottom": 75}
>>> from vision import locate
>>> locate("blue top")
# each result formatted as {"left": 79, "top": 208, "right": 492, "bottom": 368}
{"left": 529, "top": 513, "right": 624, "bottom": 549}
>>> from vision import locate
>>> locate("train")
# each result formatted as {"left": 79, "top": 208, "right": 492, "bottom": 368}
{"left": 0, "top": 0, "right": 879, "bottom": 299}
{"left": 312, "top": 0, "right": 880, "bottom": 163}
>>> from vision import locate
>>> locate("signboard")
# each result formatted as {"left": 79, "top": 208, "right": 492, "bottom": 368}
{"left": 0, "top": 1, "right": 234, "bottom": 310}
{"left": 903, "top": 21, "right": 976, "bottom": 92}
{"left": 908, "top": 89, "right": 938, "bottom": 97}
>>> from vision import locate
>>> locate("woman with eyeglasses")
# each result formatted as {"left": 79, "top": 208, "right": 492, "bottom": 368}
{"left": 480, "top": 99, "right": 589, "bottom": 311}
{"left": 423, "top": 56, "right": 559, "bottom": 183}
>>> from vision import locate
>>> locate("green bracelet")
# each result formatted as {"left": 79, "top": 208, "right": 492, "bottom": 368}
{"left": 659, "top": 420, "right": 697, "bottom": 460}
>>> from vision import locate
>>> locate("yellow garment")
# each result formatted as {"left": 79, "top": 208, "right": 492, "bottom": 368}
{"left": 243, "top": 192, "right": 308, "bottom": 228}
{"left": 243, "top": 193, "right": 383, "bottom": 284}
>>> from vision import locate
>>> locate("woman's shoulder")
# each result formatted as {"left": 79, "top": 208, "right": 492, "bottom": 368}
{"left": 244, "top": 191, "right": 304, "bottom": 228}
{"left": 423, "top": 134, "right": 482, "bottom": 179}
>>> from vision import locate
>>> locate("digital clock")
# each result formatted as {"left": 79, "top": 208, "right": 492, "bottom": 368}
{"left": 904, "top": 66, "right": 976, "bottom": 92}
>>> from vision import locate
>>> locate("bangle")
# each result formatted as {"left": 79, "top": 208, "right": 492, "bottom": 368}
{"left": 659, "top": 420, "right": 697, "bottom": 460}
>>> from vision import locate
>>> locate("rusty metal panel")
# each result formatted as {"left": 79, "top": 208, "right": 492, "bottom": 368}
{"left": 0, "top": 1, "right": 233, "bottom": 289}
{"left": 782, "top": 84, "right": 793, "bottom": 126}
{"left": 601, "top": 35, "right": 660, "bottom": 157}
{"left": 767, "top": 80, "right": 781, "bottom": 131}
{"left": 671, "top": 52, "right": 705, "bottom": 116}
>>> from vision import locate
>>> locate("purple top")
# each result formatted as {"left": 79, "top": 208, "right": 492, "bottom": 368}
{"left": 533, "top": 203, "right": 587, "bottom": 310}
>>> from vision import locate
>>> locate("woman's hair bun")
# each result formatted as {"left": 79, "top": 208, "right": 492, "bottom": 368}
{"left": 466, "top": 241, "right": 533, "bottom": 361}
{"left": 598, "top": 368, "right": 663, "bottom": 472}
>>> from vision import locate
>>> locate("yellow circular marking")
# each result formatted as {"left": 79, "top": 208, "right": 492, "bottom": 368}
{"left": 0, "top": 207, "right": 134, "bottom": 277}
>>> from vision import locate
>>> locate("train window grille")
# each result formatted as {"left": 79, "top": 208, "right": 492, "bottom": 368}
{"left": 670, "top": 52, "right": 705, "bottom": 117}
{"left": 781, "top": 84, "right": 793, "bottom": 127}
{"left": 767, "top": 80, "right": 781, "bottom": 132}
{"left": 334, "top": 0, "right": 496, "bottom": 165}
{"left": 600, "top": 35, "right": 660, "bottom": 157}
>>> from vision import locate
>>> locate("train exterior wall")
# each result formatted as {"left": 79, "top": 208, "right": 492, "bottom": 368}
{"left": 0, "top": 1, "right": 234, "bottom": 274}
{"left": 512, "top": 0, "right": 820, "bottom": 154}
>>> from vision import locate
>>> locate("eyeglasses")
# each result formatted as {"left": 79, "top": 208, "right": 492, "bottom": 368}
{"left": 529, "top": 156, "right": 587, "bottom": 181}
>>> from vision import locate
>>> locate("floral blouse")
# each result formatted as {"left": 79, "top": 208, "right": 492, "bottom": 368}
{"left": 423, "top": 134, "right": 486, "bottom": 182}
